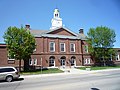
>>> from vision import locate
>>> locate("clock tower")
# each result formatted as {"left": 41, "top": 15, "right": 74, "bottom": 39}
{"left": 50, "top": 8, "right": 63, "bottom": 29}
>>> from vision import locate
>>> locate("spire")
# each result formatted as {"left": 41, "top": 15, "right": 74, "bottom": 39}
{"left": 50, "top": 8, "right": 63, "bottom": 30}
{"left": 54, "top": 8, "right": 60, "bottom": 18}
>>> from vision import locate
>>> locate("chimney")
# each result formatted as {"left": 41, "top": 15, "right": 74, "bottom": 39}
{"left": 79, "top": 28, "right": 84, "bottom": 34}
{"left": 25, "top": 24, "right": 30, "bottom": 30}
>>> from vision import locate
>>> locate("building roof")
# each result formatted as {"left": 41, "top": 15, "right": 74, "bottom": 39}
{"left": 77, "top": 33, "right": 87, "bottom": 40}
{"left": 30, "top": 30, "right": 48, "bottom": 35}
{"left": 0, "top": 43, "right": 6, "bottom": 47}
{"left": 30, "top": 27, "right": 87, "bottom": 40}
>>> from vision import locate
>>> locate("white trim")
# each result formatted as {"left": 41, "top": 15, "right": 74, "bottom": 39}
{"left": 60, "top": 59, "right": 66, "bottom": 66}
{"left": 110, "top": 54, "right": 112, "bottom": 61}
{"left": 49, "top": 42, "right": 55, "bottom": 52}
{"left": 34, "top": 48, "right": 36, "bottom": 52}
{"left": 33, "top": 58, "right": 37, "bottom": 65}
{"left": 116, "top": 54, "right": 120, "bottom": 61}
{"left": 34, "top": 43, "right": 37, "bottom": 52}
{"left": 70, "top": 43, "right": 75, "bottom": 52}
{"left": 87, "top": 58, "right": 90, "bottom": 64}
{"left": 49, "top": 58, "right": 55, "bottom": 67}
{"left": 8, "top": 58, "right": 15, "bottom": 60}
{"left": 60, "top": 43, "right": 66, "bottom": 52}
{"left": 84, "top": 58, "right": 91, "bottom": 64}
{"left": 84, "top": 45, "right": 88, "bottom": 53}
{"left": 71, "top": 58, "right": 76, "bottom": 67}
{"left": 8, "top": 54, "right": 15, "bottom": 60}
{"left": 29, "top": 59, "right": 33, "bottom": 65}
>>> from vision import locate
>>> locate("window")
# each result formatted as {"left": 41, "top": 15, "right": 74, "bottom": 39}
{"left": 34, "top": 48, "right": 36, "bottom": 52}
{"left": 84, "top": 45, "right": 88, "bottom": 53}
{"left": 8, "top": 53, "right": 15, "bottom": 60}
{"left": 60, "top": 43, "right": 65, "bottom": 52}
{"left": 49, "top": 42, "right": 55, "bottom": 52}
{"left": 34, "top": 43, "right": 37, "bottom": 52}
{"left": 70, "top": 43, "right": 75, "bottom": 52}
{"left": 84, "top": 58, "right": 90, "bottom": 64}
{"left": 116, "top": 54, "right": 120, "bottom": 61}
{"left": 70, "top": 56, "right": 76, "bottom": 66}
{"left": 49, "top": 57, "right": 55, "bottom": 67}
{"left": 0, "top": 68, "right": 15, "bottom": 73}
{"left": 109, "top": 54, "right": 112, "bottom": 61}
{"left": 33, "top": 58, "right": 37, "bottom": 65}
{"left": 29, "top": 58, "right": 37, "bottom": 65}
{"left": 55, "top": 14, "right": 58, "bottom": 17}
{"left": 60, "top": 56, "right": 66, "bottom": 66}
{"left": 29, "top": 59, "right": 32, "bottom": 65}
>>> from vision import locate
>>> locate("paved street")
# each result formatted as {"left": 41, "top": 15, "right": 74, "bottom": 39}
{"left": 0, "top": 69, "right": 120, "bottom": 90}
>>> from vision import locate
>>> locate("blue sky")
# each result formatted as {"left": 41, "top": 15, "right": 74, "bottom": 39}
{"left": 0, "top": 0, "right": 120, "bottom": 47}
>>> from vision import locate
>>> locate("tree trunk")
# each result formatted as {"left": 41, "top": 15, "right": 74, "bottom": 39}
{"left": 24, "top": 57, "right": 30, "bottom": 71}
{"left": 103, "top": 48, "right": 106, "bottom": 66}
{"left": 19, "top": 59, "right": 21, "bottom": 72}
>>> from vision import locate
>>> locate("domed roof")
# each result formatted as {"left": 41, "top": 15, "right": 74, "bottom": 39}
{"left": 54, "top": 8, "right": 59, "bottom": 13}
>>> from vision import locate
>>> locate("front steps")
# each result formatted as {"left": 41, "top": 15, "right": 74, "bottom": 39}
{"left": 59, "top": 66, "right": 80, "bottom": 73}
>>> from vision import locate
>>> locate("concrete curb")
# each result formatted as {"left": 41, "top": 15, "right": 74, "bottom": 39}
{"left": 20, "top": 73, "right": 69, "bottom": 78}
{"left": 20, "top": 68, "right": 120, "bottom": 78}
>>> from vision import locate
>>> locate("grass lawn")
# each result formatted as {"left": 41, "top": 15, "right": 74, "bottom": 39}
{"left": 21, "top": 68, "right": 64, "bottom": 75}
{"left": 79, "top": 66, "right": 120, "bottom": 70}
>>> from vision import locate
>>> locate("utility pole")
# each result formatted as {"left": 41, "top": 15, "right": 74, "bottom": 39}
{"left": 41, "top": 57, "right": 42, "bottom": 75}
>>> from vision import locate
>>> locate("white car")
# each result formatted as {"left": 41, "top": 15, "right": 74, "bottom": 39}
{"left": 0, "top": 67, "right": 20, "bottom": 82}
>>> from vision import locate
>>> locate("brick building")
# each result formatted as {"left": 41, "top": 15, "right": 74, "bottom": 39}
{"left": 0, "top": 9, "right": 120, "bottom": 69}
{"left": 29, "top": 8, "right": 93, "bottom": 68}
{"left": 30, "top": 26, "right": 93, "bottom": 68}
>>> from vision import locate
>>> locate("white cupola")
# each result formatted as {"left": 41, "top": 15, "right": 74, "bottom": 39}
{"left": 50, "top": 8, "right": 63, "bottom": 29}
{"left": 54, "top": 9, "right": 60, "bottom": 18}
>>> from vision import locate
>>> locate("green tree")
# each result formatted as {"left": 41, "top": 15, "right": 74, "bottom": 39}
{"left": 3, "top": 26, "right": 36, "bottom": 71}
{"left": 87, "top": 26, "right": 116, "bottom": 66}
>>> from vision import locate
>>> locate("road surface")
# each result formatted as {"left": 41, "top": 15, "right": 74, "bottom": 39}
{"left": 0, "top": 69, "right": 120, "bottom": 90}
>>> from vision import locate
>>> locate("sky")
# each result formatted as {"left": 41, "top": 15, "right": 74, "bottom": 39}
{"left": 0, "top": 0, "right": 120, "bottom": 48}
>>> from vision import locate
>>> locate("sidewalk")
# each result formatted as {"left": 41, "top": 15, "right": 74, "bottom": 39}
{"left": 20, "top": 68, "right": 120, "bottom": 78}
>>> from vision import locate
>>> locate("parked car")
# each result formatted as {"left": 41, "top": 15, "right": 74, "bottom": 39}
{"left": 0, "top": 66, "right": 20, "bottom": 82}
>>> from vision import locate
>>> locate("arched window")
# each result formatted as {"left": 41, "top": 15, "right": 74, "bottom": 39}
{"left": 71, "top": 56, "right": 76, "bottom": 66}
{"left": 49, "top": 56, "right": 55, "bottom": 67}
{"left": 55, "top": 14, "right": 58, "bottom": 17}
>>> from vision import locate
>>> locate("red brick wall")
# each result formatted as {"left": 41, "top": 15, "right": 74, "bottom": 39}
{"left": 0, "top": 47, "right": 8, "bottom": 66}
{"left": 32, "top": 37, "right": 91, "bottom": 67}
{"left": 0, "top": 45, "right": 24, "bottom": 68}
{"left": 0, "top": 36, "right": 93, "bottom": 68}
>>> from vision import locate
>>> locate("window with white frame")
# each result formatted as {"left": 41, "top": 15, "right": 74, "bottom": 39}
{"left": 8, "top": 53, "right": 15, "bottom": 60}
{"left": 109, "top": 54, "right": 112, "bottom": 61}
{"left": 49, "top": 57, "right": 55, "bottom": 67}
{"left": 70, "top": 43, "right": 75, "bottom": 52}
{"left": 84, "top": 45, "right": 88, "bottom": 53}
{"left": 49, "top": 42, "right": 55, "bottom": 52}
{"left": 60, "top": 43, "right": 65, "bottom": 52}
{"left": 29, "top": 59, "right": 33, "bottom": 65}
{"left": 84, "top": 58, "right": 91, "bottom": 64}
{"left": 33, "top": 58, "right": 37, "bottom": 65}
{"left": 34, "top": 48, "right": 36, "bottom": 52}
{"left": 34, "top": 43, "right": 37, "bottom": 52}
{"left": 116, "top": 53, "right": 120, "bottom": 61}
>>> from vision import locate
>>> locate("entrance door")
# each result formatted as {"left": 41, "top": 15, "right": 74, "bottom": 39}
{"left": 60, "top": 56, "right": 66, "bottom": 67}
{"left": 60, "top": 59, "right": 65, "bottom": 66}
{"left": 49, "top": 56, "right": 55, "bottom": 67}
{"left": 71, "top": 56, "right": 76, "bottom": 67}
